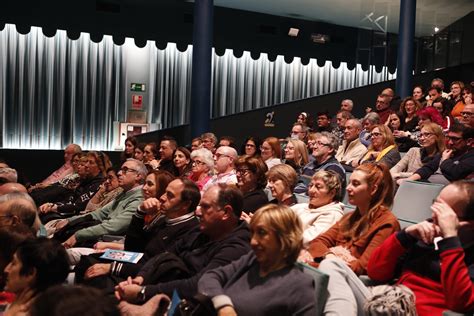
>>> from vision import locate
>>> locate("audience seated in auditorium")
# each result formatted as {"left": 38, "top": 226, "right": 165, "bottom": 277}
{"left": 333, "top": 110, "right": 354, "bottom": 145}
{"left": 402, "top": 123, "right": 474, "bottom": 184}
{"left": 114, "top": 184, "right": 251, "bottom": 302}
{"left": 55, "top": 159, "right": 146, "bottom": 248}
{"left": 393, "top": 97, "right": 422, "bottom": 152}
{"left": 291, "top": 170, "right": 344, "bottom": 246}
{"left": 336, "top": 118, "right": 368, "bottom": 172}
{"left": 3, "top": 238, "right": 69, "bottom": 316}
{"left": 188, "top": 148, "right": 214, "bottom": 192}
{"left": 391, "top": 123, "right": 445, "bottom": 183}
{"left": 372, "top": 93, "right": 395, "bottom": 124}
{"left": 240, "top": 136, "right": 261, "bottom": 158}
{"left": 157, "top": 136, "right": 178, "bottom": 176}
{"left": 173, "top": 147, "right": 192, "bottom": 177}
{"left": 34, "top": 144, "right": 82, "bottom": 187}
{"left": 301, "top": 163, "right": 399, "bottom": 315}
{"left": 359, "top": 112, "right": 380, "bottom": 147}
{"left": 234, "top": 156, "right": 268, "bottom": 215}
{"left": 267, "top": 164, "right": 299, "bottom": 207}
{"left": 75, "top": 177, "right": 199, "bottom": 292}
{"left": 432, "top": 97, "right": 454, "bottom": 131}
{"left": 260, "top": 137, "right": 282, "bottom": 170}
{"left": 283, "top": 138, "right": 309, "bottom": 175}
{"left": 198, "top": 204, "right": 317, "bottom": 315}
{"left": 201, "top": 132, "right": 218, "bottom": 153}
{"left": 39, "top": 151, "right": 109, "bottom": 222}
{"left": 359, "top": 124, "right": 401, "bottom": 169}
{"left": 202, "top": 146, "right": 238, "bottom": 192}
{"left": 295, "top": 131, "right": 345, "bottom": 194}
{"left": 368, "top": 181, "right": 474, "bottom": 316}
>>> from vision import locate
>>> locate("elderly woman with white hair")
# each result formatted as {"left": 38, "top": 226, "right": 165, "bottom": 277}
{"left": 188, "top": 148, "right": 214, "bottom": 192}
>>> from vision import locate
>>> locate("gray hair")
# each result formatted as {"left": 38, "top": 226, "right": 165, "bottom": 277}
{"left": 363, "top": 112, "right": 381, "bottom": 124}
{"left": 0, "top": 192, "right": 38, "bottom": 229}
{"left": 318, "top": 131, "right": 339, "bottom": 152}
{"left": 190, "top": 148, "right": 215, "bottom": 173}
{"left": 347, "top": 118, "right": 363, "bottom": 130}
{"left": 0, "top": 168, "right": 18, "bottom": 183}
{"left": 342, "top": 99, "right": 353, "bottom": 107}
{"left": 200, "top": 132, "right": 218, "bottom": 146}
{"left": 125, "top": 158, "right": 148, "bottom": 184}
{"left": 218, "top": 146, "right": 238, "bottom": 160}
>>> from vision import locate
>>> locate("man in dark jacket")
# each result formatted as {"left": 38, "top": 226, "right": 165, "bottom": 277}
{"left": 115, "top": 183, "right": 251, "bottom": 302}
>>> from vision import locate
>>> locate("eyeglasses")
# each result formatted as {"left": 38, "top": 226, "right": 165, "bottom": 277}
{"left": 370, "top": 132, "right": 383, "bottom": 138}
{"left": 419, "top": 132, "right": 434, "bottom": 138}
{"left": 314, "top": 141, "right": 331, "bottom": 147}
{"left": 119, "top": 166, "right": 139, "bottom": 174}
{"left": 461, "top": 111, "right": 474, "bottom": 117}
{"left": 259, "top": 146, "right": 271, "bottom": 151}
{"left": 214, "top": 153, "right": 231, "bottom": 160}
{"left": 192, "top": 160, "right": 206, "bottom": 166}
{"left": 236, "top": 168, "right": 251, "bottom": 175}
{"left": 446, "top": 135, "right": 464, "bottom": 142}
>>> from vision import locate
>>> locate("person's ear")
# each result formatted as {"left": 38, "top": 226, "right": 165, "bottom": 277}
{"left": 25, "top": 267, "right": 37, "bottom": 287}
{"left": 370, "top": 184, "right": 379, "bottom": 197}
{"left": 222, "top": 205, "right": 233, "bottom": 220}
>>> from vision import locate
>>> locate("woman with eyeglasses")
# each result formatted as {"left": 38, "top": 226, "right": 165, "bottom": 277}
{"left": 173, "top": 147, "right": 192, "bottom": 178}
{"left": 260, "top": 137, "right": 282, "bottom": 170}
{"left": 393, "top": 97, "right": 422, "bottom": 152}
{"left": 391, "top": 123, "right": 445, "bottom": 184}
{"left": 359, "top": 124, "right": 401, "bottom": 169}
{"left": 188, "top": 148, "right": 214, "bottom": 192}
{"left": 235, "top": 156, "right": 268, "bottom": 217}
{"left": 283, "top": 138, "right": 309, "bottom": 175}
{"left": 240, "top": 136, "right": 262, "bottom": 158}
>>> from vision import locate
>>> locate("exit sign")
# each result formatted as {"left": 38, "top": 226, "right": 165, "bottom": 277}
{"left": 130, "top": 83, "right": 146, "bottom": 92}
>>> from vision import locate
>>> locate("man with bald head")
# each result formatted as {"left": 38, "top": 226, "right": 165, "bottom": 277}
{"left": 0, "top": 183, "right": 28, "bottom": 195}
{"left": 202, "top": 146, "right": 238, "bottom": 192}
{"left": 0, "top": 192, "right": 39, "bottom": 233}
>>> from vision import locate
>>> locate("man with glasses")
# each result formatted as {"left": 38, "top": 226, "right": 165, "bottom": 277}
{"left": 406, "top": 123, "right": 474, "bottom": 184}
{"left": 200, "top": 132, "right": 218, "bottom": 154}
{"left": 202, "top": 146, "right": 238, "bottom": 192}
{"left": 295, "top": 132, "right": 345, "bottom": 194}
{"left": 115, "top": 183, "right": 251, "bottom": 303}
{"left": 290, "top": 123, "right": 308, "bottom": 143}
{"left": 59, "top": 159, "right": 147, "bottom": 248}
{"left": 460, "top": 104, "right": 474, "bottom": 129}
{"left": 336, "top": 119, "right": 368, "bottom": 172}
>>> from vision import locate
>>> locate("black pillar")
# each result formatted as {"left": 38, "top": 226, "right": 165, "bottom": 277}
{"left": 395, "top": 0, "right": 416, "bottom": 99}
{"left": 190, "top": 0, "right": 214, "bottom": 138}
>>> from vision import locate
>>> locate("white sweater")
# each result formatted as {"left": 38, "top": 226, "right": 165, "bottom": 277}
{"left": 291, "top": 202, "right": 344, "bottom": 247}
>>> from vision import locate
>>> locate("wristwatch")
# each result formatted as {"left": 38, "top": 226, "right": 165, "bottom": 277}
{"left": 138, "top": 286, "right": 146, "bottom": 302}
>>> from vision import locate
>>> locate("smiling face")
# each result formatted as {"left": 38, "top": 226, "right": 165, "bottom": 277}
{"left": 260, "top": 141, "right": 274, "bottom": 161}
{"left": 451, "top": 83, "right": 461, "bottom": 98}
{"left": 418, "top": 127, "right": 436, "bottom": 149}
{"left": 308, "top": 178, "right": 335, "bottom": 209}
{"left": 284, "top": 142, "right": 295, "bottom": 160}
{"left": 267, "top": 177, "right": 289, "bottom": 201}
{"left": 250, "top": 221, "right": 281, "bottom": 269}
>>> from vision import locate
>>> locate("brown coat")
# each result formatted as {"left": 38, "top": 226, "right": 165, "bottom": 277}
{"left": 308, "top": 207, "right": 400, "bottom": 275}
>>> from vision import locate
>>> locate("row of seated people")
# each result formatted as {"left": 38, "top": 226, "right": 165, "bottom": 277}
{"left": 0, "top": 155, "right": 473, "bottom": 315}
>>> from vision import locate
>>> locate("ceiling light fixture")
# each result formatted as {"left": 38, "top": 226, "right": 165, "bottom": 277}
{"left": 288, "top": 28, "right": 299, "bottom": 37}
{"left": 434, "top": 27, "right": 439, "bottom": 33}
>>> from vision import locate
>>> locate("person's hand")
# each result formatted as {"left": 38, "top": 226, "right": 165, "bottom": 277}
{"left": 405, "top": 221, "right": 440, "bottom": 244}
{"left": 55, "top": 219, "right": 69, "bottom": 231}
{"left": 85, "top": 263, "right": 112, "bottom": 279}
{"left": 218, "top": 306, "right": 238, "bottom": 316}
{"left": 351, "top": 160, "right": 359, "bottom": 168}
{"left": 365, "top": 107, "right": 373, "bottom": 114}
{"left": 115, "top": 277, "right": 142, "bottom": 302}
{"left": 39, "top": 202, "right": 57, "bottom": 213}
{"left": 297, "top": 249, "right": 314, "bottom": 264}
{"left": 240, "top": 211, "right": 253, "bottom": 223}
{"left": 431, "top": 198, "right": 459, "bottom": 238}
{"left": 396, "top": 178, "right": 407, "bottom": 186}
{"left": 140, "top": 198, "right": 161, "bottom": 215}
{"left": 441, "top": 149, "right": 453, "bottom": 161}
{"left": 370, "top": 151, "right": 380, "bottom": 159}
{"left": 119, "top": 294, "right": 170, "bottom": 316}
{"left": 62, "top": 235, "right": 77, "bottom": 249}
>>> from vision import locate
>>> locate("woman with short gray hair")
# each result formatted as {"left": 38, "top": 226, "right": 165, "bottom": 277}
{"left": 189, "top": 148, "right": 214, "bottom": 192}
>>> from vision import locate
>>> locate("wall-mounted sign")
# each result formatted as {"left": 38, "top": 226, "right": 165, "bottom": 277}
{"left": 264, "top": 111, "right": 275, "bottom": 127}
{"left": 130, "top": 83, "right": 146, "bottom": 92}
{"left": 132, "top": 95, "right": 143, "bottom": 109}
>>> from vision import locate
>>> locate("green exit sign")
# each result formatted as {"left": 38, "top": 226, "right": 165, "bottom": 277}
{"left": 130, "top": 83, "right": 146, "bottom": 92}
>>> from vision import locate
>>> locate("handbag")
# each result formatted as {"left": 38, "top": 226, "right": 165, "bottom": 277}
{"left": 364, "top": 284, "right": 417, "bottom": 316}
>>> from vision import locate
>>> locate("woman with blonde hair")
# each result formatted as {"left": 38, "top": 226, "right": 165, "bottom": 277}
{"left": 391, "top": 122, "right": 445, "bottom": 183}
{"left": 198, "top": 204, "right": 316, "bottom": 315}
{"left": 283, "top": 138, "right": 309, "bottom": 175}
{"left": 360, "top": 124, "right": 401, "bottom": 168}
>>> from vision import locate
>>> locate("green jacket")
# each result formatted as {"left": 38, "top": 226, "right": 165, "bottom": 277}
{"left": 69, "top": 186, "right": 144, "bottom": 242}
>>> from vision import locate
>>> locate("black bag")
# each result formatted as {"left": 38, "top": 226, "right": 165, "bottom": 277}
{"left": 174, "top": 293, "right": 216, "bottom": 316}
{"left": 53, "top": 214, "right": 101, "bottom": 243}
